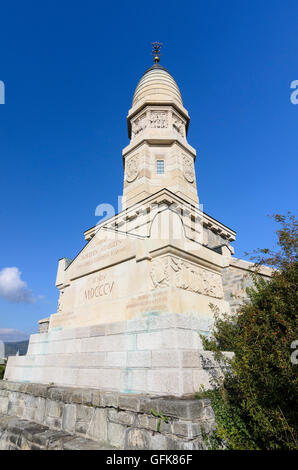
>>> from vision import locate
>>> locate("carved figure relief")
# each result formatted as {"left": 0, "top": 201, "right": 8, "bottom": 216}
{"left": 126, "top": 156, "right": 139, "bottom": 183}
{"left": 150, "top": 111, "right": 168, "bottom": 128}
{"left": 57, "top": 290, "right": 64, "bottom": 312}
{"left": 132, "top": 114, "right": 147, "bottom": 137}
{"left": 150, "top": 258, "right": 169, "bottom": 288}
{"left": 170, "top": 258, "right": 223, "bottom": 299}
{"left": 182, "top": 155, "right": 195, "bottom": 184}
{"left": 173, "top": 116, "right": 185, "bottom": 137}
{"left": 151, "top": 256, "right": 224, "bottom": 299}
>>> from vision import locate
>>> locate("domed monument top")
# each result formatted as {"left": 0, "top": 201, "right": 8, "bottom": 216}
{"left": 128, "top": 42, "right": 189, "bottom": 137}
{"left": 132, "top": 44, "right": 183, "bottom": 107}
{"left": 132, "top": 64, "right": 183, "bottom": 107}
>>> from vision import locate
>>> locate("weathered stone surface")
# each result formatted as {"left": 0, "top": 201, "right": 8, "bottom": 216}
{"left": 118, "top": 394, "right": 141, "bottom": 412}
{"left": 46, "top": 399, "right": 63, "bottom": 418}
{"left": 0, "top": 381, "right": 217, "bottom": 450}
{"left": 75, "top": 405, "right": 93, "bottom": 434}
{"left": 136, "top": 414, "right": 159, "bottom": 432}
{"left": 171, "top": 420, "right": 201, "bottom": 438}
{"left": 44, "top": 416, "right": 62, "bottom": 430}
{"left": 48, "top": 387, "right": 64, "bottom": 402}
{"left": 107, "top": 422, "right": 126, "bottom": 448}
{"left": 91, "top": 390, "right": 102, "bottom": 407}
{"left": 101, "top": 391, "right": 119, "bottom": 408}
{"left": 33, "top": 397, "right": 46, "bottom": 423}
{"left": 0, "top": 414, "right": 114, "bottom": 450}
{"left": 33, "top": 429, "right": 73, "bottom": 448}
{"left": 165, "top": 435, "right": 194, "bottom": 450}
{"left": 63, "top": 436, "right": 113, "bottom": 450}
{"left": 139, "top": 396, "right": 156, "bottom": 414}
{"left": 62, "top": 404, "right": 77, "bottom": 433}
{"left": 86, "top": 407, "right": 108, "bottom": 443}
{"left": 148, "top": 397, "right": 204, "bottom": 419}
{"left": 70, "top": 388, "right": 83, "bottom": 404}
{"left": 149, "top": 433, "right": 167, "bottom": 450}
{"left": 125, "top": 428, "right": 150, "bottom": 450}
{"left": 0, "top": 397, "right": 8, "bottom": 414}
{"left": 108, "top": 409, "right": 135, "bottom": 426}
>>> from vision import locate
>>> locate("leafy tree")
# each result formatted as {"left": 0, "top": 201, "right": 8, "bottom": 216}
{"left": 199, "top": 213, "right": 298, "bottom": 450}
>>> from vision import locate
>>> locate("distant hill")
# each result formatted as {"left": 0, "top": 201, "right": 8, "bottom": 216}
{"left": 4, "top": 340, "right": 29, "bottom": 357}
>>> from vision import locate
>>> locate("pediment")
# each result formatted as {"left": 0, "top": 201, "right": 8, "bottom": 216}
{"left": 66, "top": 227, "right": 137, "bottom": 281}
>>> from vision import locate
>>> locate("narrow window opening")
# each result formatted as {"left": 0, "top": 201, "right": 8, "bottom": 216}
{"left": 156, "top": 160, "right": 165, "bottom": 174}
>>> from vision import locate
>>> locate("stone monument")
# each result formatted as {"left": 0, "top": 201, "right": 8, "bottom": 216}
{"left": 4, "top": 46, "right": 271, "bottom": 397}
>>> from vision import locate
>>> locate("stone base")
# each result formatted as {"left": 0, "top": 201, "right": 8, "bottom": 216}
{"left": 4, "top": 314, "right": 232, "bottom": 396}
{"left": 0, "top": 380, "right": 216, "bottom": 450}
{"left": 0, "top": 414, "right": 113, "bottom": 450}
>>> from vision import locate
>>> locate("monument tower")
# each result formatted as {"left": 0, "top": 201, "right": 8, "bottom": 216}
{"left": 5, "top": 45, "right": 242, "bottom": 396}
{"left": 122, "top": 42, "right": 198, "bottom": 209}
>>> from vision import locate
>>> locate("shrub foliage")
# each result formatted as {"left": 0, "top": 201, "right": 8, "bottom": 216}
{"left": 0, "top": 364, "right": 5, "bottom": 380}
{"left": 200, "top": 213, "right": 298, "bottom": 450}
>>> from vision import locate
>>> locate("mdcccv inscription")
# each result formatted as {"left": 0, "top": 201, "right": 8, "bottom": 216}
{"left": 84, "top": 282, "right": 114, "bottom": 300}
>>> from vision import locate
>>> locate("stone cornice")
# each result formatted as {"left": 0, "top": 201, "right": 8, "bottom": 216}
{"left": 84, "top": 188, "right": 236, "bottom": 243}
{"left": 229, "top": 257, "right": 274, "bottom": 277}
{"left": 122, "top": 137, "right": 197, "bottom": 162}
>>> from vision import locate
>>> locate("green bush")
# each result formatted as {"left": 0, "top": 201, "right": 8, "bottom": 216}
{"left": 199, "top": 213, "right": 298, "bottom": 450}
{"left": 0, "top": 364, "right": 5, "bottom": 380}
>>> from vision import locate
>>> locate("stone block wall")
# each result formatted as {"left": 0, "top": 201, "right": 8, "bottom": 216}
{"left": 5, "top": 314, "right": 233, "bottom": 396}
{"left": 0, "top": 381, "right": 216, "bottom": 450}
{"left": 223, "top": 258, "right": 272, "bottom": 314}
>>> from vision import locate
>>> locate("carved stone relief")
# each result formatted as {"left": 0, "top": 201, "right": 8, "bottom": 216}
{"left": 182, "top": 155, "right": 195, "bottom": 184}
{"left": 57, "top": 290, "right": 64, "bottom": 312}
{"left": 173, "top": 115, "right": 185, "bottom": 137}
{"left": 150, "top": 257, "right": 224, "bottom": 299}
{"left": 132, "top": 114, "right": 148, "bottom": 137}
{"left": 171, "top": 258, "right": 224, "bottom": 299}
{"left": 150, "top": 258, "right": 169, "bottom": 288}
{"left": 126, "top": 156, "right": 139, "bottom": 183}
{"left": 150, "top": 111, "right": 168, "bottom": 128}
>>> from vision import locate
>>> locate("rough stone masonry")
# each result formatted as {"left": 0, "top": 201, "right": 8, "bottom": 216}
{"left": 0, "top": 381, "right": 215, "bottom": 450}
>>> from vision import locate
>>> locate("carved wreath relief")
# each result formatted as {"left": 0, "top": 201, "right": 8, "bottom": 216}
{"left": 182, "top": 155, "right": 195, "bottom": 184}
{"left": 126, "top": 156, "right": 139, "bottom": 183}
{"left": 150, "top": 257, "right": 224, "bottom": 299}
{"left": 150, "top": 258, "right": 169, "bottom": 288}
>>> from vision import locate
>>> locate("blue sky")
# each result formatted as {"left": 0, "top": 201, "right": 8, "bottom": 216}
{"left": 0, "top": 0, "right": 297, "bottom": 339}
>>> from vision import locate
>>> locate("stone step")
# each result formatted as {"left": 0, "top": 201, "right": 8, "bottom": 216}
{"left": 0, "top": 414, "right": 115, "bottom": 450}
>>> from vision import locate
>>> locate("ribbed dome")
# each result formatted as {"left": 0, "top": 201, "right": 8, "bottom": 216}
{"left": 132, "top": 64, "right": 183, "bottom": 107}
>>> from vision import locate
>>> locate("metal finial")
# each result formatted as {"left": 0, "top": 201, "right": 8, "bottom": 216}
{"left": 151, "top": 42, "right": 163, "bottom": 63}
